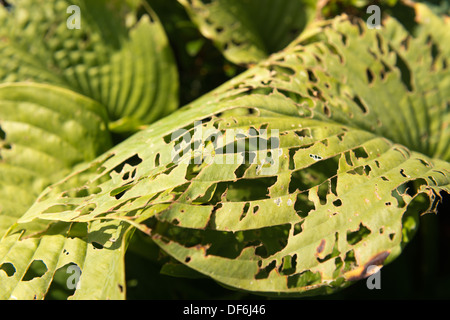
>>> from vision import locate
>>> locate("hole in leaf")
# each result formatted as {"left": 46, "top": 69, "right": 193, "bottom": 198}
{"left": 225, "top": 177, "right": 277, "bottom": 201}
{"left": 279, "top": 254, "right": 297, "bottom": 276}
{"left": 239, "top": 202, "right": 251, "bottom": 221}
{"left": 22, "top": 260, "right": 48, "bottom": 281}
{"left": 346, "top": 223, "right": 371, "bottom": 245}
{"left": 352, "top": 95, "right": 368, "bottom": 114}
{"left": 287, "top": 270, "right": 321, "bottom": 289}
{"left": 110, "top": 182, "right": 134, "bottom": 200}
{"left": 337, "top": 132, "right": 346, "bottom": 141}
{"left": 330, "top": 176, "right": 338, "bottom": 196}
{"left": 395, "top": 52, "right": 413, "bottom": 91}
{"left": 307, "top": 69, "right": 317, "bottom": 82}
{"left": 428, "top": 176, "right": 437, "bottom": 185}
{"left": 255, "top": 260, "right": 276, "bottom": 279}
{"left": 0, "top": 262, "right": 15, "bottom": 277}
{"left": 400, "top": 168, "right": 408, "bottom": 177}
{"left": 294, "top": 129, "right": 312, "bottom": 139}
{"left": 391, "top": 189, "right": 406, "bottom": 208}
{"left": 344, "top": 151, "right": 353, "bottom": 166}
{"left": 234, "top": 163, "right": 248, "bottom": 179}
{"left": 375, "top": 33, "right": 384, "bottom": 54}
{"left": 366, "top": 68, "right": 374, "bottom": 84}
{"left": 289, "top": 148, "right": 299, "bottom": 170}
{"left": 341, "top": 33, "right": 348, "bottom": 46}
{"left": 317, "top": 182, "right": 329, "bottom": 205}
{"left": 323, "top": 105, "right": 331, "bottom": 117}
{"left": 294, "top": 193, "right": 315, "bottom": 218}
{"left": 353, "top": 147, "right": 369, "bottom": 159}
{"left": 375, "top": 160, "right": 380, "bottom": 168}
{"left": 333, "top": 256, "right": 344, "bottom": 277}
{"left": 46, "top": 263, "right": 81, "bottom": 299}
{"left": 344, "top": 249, "right": 357, "bottom": 272}
{"left": 112, "top": 154, "right": 143, "bottom": 174}
{"left": 0, "top": 126, "right": 5, "bottom": 140}
{"left": 92, "top": 242, "right": 104, "bottom": 250}
{"left": 293, "top": 221, "right": 304, "bottom": 235}
{"left": 379, "top": 60, "right": 392, "bottom": 80}
{"left": 43, "top": 204, "right": 77, "bottom": 214}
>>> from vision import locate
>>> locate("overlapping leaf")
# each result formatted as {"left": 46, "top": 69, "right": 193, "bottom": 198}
{"left": 0, "top": 83, "right": 111, "bottom": 237}
{"left": 8, "top": 3, "right": 450, "bottom": 298}
{"left": 0, "top": 0, "right": 179, "bottom": 131}
{"left": 0, "top": 0, "right": 179, "bottom": 298}
{"left": 178, "top": 0, "right": 318, "bottom": 65}
{"left": 0, "top": 83, "right": 133, "bottom": 299}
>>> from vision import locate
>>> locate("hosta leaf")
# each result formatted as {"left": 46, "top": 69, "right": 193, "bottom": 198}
{"left": 0, "top": 0, "right": 178, "bottom": 131}
{"left": 0, "top": 83, "right": 127, "bottom": 299}
{"left": 178, "top": 0, "right": 318, "bottom": 65}
{"left": 0, "top": 219, "right": 131, "bottom": 300}
{"left": 0, "top": 83, "right": 111, "bottom": 237}
{"left": 15, "top": 3, "right": 450, "bottom": 297}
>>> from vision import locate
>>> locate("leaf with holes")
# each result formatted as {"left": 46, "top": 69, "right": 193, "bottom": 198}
{"left": 0, "top": 0, "right": 178, "bottom": 132}
{"left": 0, "top": 219, "right": 132, "bottom": 300}
{"left": 0, "top": 83, "right": 112, "bottom": 238}
{"left": 0, "top": 82, "right": 133, "bottom": 299}
{"left": 178, "top": 0, "right": 318, "bottom": 65}
{"left": 9, "top": 2, "right": 450, "bottom": 297}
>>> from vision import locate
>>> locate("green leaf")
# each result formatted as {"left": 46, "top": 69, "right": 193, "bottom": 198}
{"left": 0, "top": 0, "right": 179, "bottom": 131}
{"left": 0, "top": 83, "right": 112, "bottom": 237}
{"left": 0, "top": 82, "right": 128, "bottom": 300}
{"left": 13, "top": 3, "right": 450, "bottom": 297}
{"left": 178, "top": 0, "right": 318, "bottom": 65}
{"left": 0, "top": 220, "right": 131, "bottom": 300}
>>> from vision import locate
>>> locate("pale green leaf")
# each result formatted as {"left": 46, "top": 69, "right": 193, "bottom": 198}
{"left": 0, "top": 220, "right": 131, "bottom": 300}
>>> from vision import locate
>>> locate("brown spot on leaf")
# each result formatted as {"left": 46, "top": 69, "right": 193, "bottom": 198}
{"left": 316, "top": 239, "right": 326, "bottom": 255}
{"left": 344, "top": 251, "right": 390, "bottom": 281}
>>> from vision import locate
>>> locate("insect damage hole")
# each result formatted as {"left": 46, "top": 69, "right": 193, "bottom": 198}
{"left": 255, "top": 260, "right": 276, "bottom": 279}
{"left": 0, "top": 262, "right": 15, "bottom": 277}
{"left": 239, "top": 202, "right": 251, "bottom": 221}
{"left": 346, "top": 223, "right": 371, "bottom": 245}
{"left": 366, "top": 68, "right": 374, "bottom": 84}
{"left": 22, "top": 260, "right": 48, "bottom": 281}
{"left": 352, "top": 95, "right": 369, "bottom": 114}
{"left": 112, "top": 154, "right": 143, "bottom": 174}
{"left": 91, "top": 242, "right": 104, "bottom": 250}
{"left": 278, "top": 254, "right": 298, "bottom": 276}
